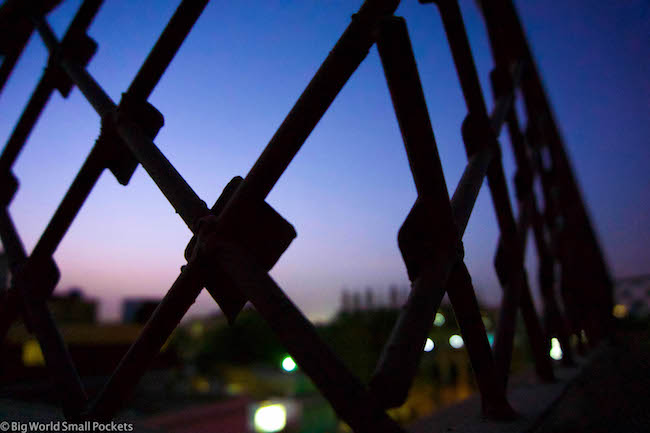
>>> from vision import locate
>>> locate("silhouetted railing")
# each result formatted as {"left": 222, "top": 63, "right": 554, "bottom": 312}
{"left": 0, "top": 0, "right": 613, "bottom": 431}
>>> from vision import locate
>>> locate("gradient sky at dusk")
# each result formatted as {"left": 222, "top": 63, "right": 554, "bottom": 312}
{"left": 1, "top": 0, "right": 648, "bottom": 322}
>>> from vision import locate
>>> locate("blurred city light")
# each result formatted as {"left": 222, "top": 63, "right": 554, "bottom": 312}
{"left": 550, "top": 337, "right": 563, "bottom": 361}
{"left": 190, "top": 321, "right": 204, "bottom": 338}
{"left": 487, "top": 332, "right": 495, "bottom": 347}
{"left": 22, "top": 340, "right": 45, "bottom": 366}
{"left": 254, "top": 403, "right": 287, "bottom": 432}
{"left": 434, "top": 313, "right": 446, "bottom": 326}
{"left": 613, "top": 304, "right": 628, "bottom": 319}
{"left": 282, "top": 356, "right": 297, "bottom": 372}
{"left": 191, "top": 376, "right": 210, "bottom": 393}
{"left": 424, "top": 338, "right": 434, "bottom": 352}
{"left": 449, "top": 334, "right": 464, "bottom": 349}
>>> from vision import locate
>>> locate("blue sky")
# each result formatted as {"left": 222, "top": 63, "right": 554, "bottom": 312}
{"left": 1, "top": 0, "right": 648, "bottom": 321}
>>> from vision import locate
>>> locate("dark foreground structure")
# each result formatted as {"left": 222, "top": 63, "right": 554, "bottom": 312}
{"left": 0, "top": 0, "right": 622, "bottom": 432}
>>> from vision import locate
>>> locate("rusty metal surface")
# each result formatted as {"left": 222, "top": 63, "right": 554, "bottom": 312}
{"left": 0, "top": 0, "right": 613, "bottom": 430}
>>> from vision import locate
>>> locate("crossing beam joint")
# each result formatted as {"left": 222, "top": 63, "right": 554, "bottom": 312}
{"left": 0, "top": 171, "right": 18, "bottom": 207}
{"left": 99, "top": 93, "right": 165, "bottom": 185}
{"left": 398, "top": 197, "right": 463, "bottom": 283}
{"left": 461, "top": 112, "right": 500, "bottom": 158}
{"left": 47, "top": 32, "right": 97, "bottom": 98}
{"left": 14, "top": 255, "right": 60, "bottom": 301}
{"left": 184, "top": 176, "right": 296, "bottom": 323}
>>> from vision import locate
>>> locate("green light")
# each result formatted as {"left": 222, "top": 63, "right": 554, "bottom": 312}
{"left": 487, "top": 332, "right": 495, "bottom": 346}
{"left": 434, "top": 312, "right": 445, "bottom": 326}
{"left": 282, "top": 356, "right": 296, "bottom": 372}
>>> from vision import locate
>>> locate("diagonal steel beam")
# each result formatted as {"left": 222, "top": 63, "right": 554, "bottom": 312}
{"left": 0, "top": 0, "right": 102, "bottom": 207}
{"left": 425, "top": 0, "right": 554, "bottom": 386}
{"left": 126, "top": 0, "right": 209, "bottom": 101}
{"left": 69, "top": 1, "right": 402, "bottom": 424}
{"left": 0, "top": 208, "right": 87, "bottom": 416}
{"left": 0, "top": 0, "right": 62, "bottom": 93}
{"left": 214, "top": 240, "right": 406, "bottom": 433}
{"left": 477, "top": 0, "right": 613, "bottom": 343}
{"left": 28, "top": 0, "right": 209, "bottom": 259}
{"left": 491, "top": 63, "right": 575, "bottom": 364}
{"left": 369, "top": 16, "right": 513, "bottom": 418}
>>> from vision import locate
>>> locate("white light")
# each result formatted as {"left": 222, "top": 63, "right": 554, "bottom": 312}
{"left": 449, "top": 334, "right": 464, "bottom": 349}
{"left": 254, "top": 404, "right": 287, "bottom": 432}
{"left": 550, "top": 337, "right": 563, "bottom": 361}
{"left": 424, "top": 338, "right": 434, "bottom": 352}
{"left": 434, "top": 313, "right": 446, "bottom": 326}
{"left": 282, "top": 356, "right": 296, "bottom": 372}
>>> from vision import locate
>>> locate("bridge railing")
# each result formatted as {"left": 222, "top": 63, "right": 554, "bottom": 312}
{"left": 0, "top": 0, "right": 613, "bottom": 431}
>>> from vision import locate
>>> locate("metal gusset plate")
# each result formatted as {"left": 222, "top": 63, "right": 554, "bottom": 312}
{"left": 102, "top": 93, "right": 165, "bottom": 185}
{"left": 48, "top": 0, "right": 102, "bottom": 97}
{"left": 184, "top": 176, "right": 296, "bottom": 323}
{"left": 370, "top": 16, "right": 512, "bottom": 418}
{"left": 426, "top": 0, "right": 555, "bottom": 386}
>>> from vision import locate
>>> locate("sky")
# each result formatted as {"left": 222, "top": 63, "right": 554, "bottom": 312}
{"left": 0, "top": 0, "right": 648, "bottom": 322}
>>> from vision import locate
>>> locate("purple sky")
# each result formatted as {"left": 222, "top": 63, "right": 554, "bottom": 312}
{"left": 1, "top": 0, "right": 648, "bottom": 322}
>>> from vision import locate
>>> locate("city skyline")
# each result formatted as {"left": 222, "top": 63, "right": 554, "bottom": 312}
{"left": 1, "top": 0, "right": 648, "bottom": 322}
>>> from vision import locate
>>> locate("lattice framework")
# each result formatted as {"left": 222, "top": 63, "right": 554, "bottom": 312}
{"left": 0, "top": 1, "right": 613, "bottom": 431}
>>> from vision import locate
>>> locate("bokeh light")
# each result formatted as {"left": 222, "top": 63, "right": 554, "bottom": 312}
{"left": 613, "top": 304, "right": 628, "bottom": 319}
{"left": 550, "top": 337, "right": 563, "bottom": 361}
{"left": 449, "top": 334, "right": 464, "bottom": 349}
{"left": 254, "top": 403, "right": 287, "bottom": 432}
{"left": 282, "top": 356, "right": 297, "bottom": 372}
